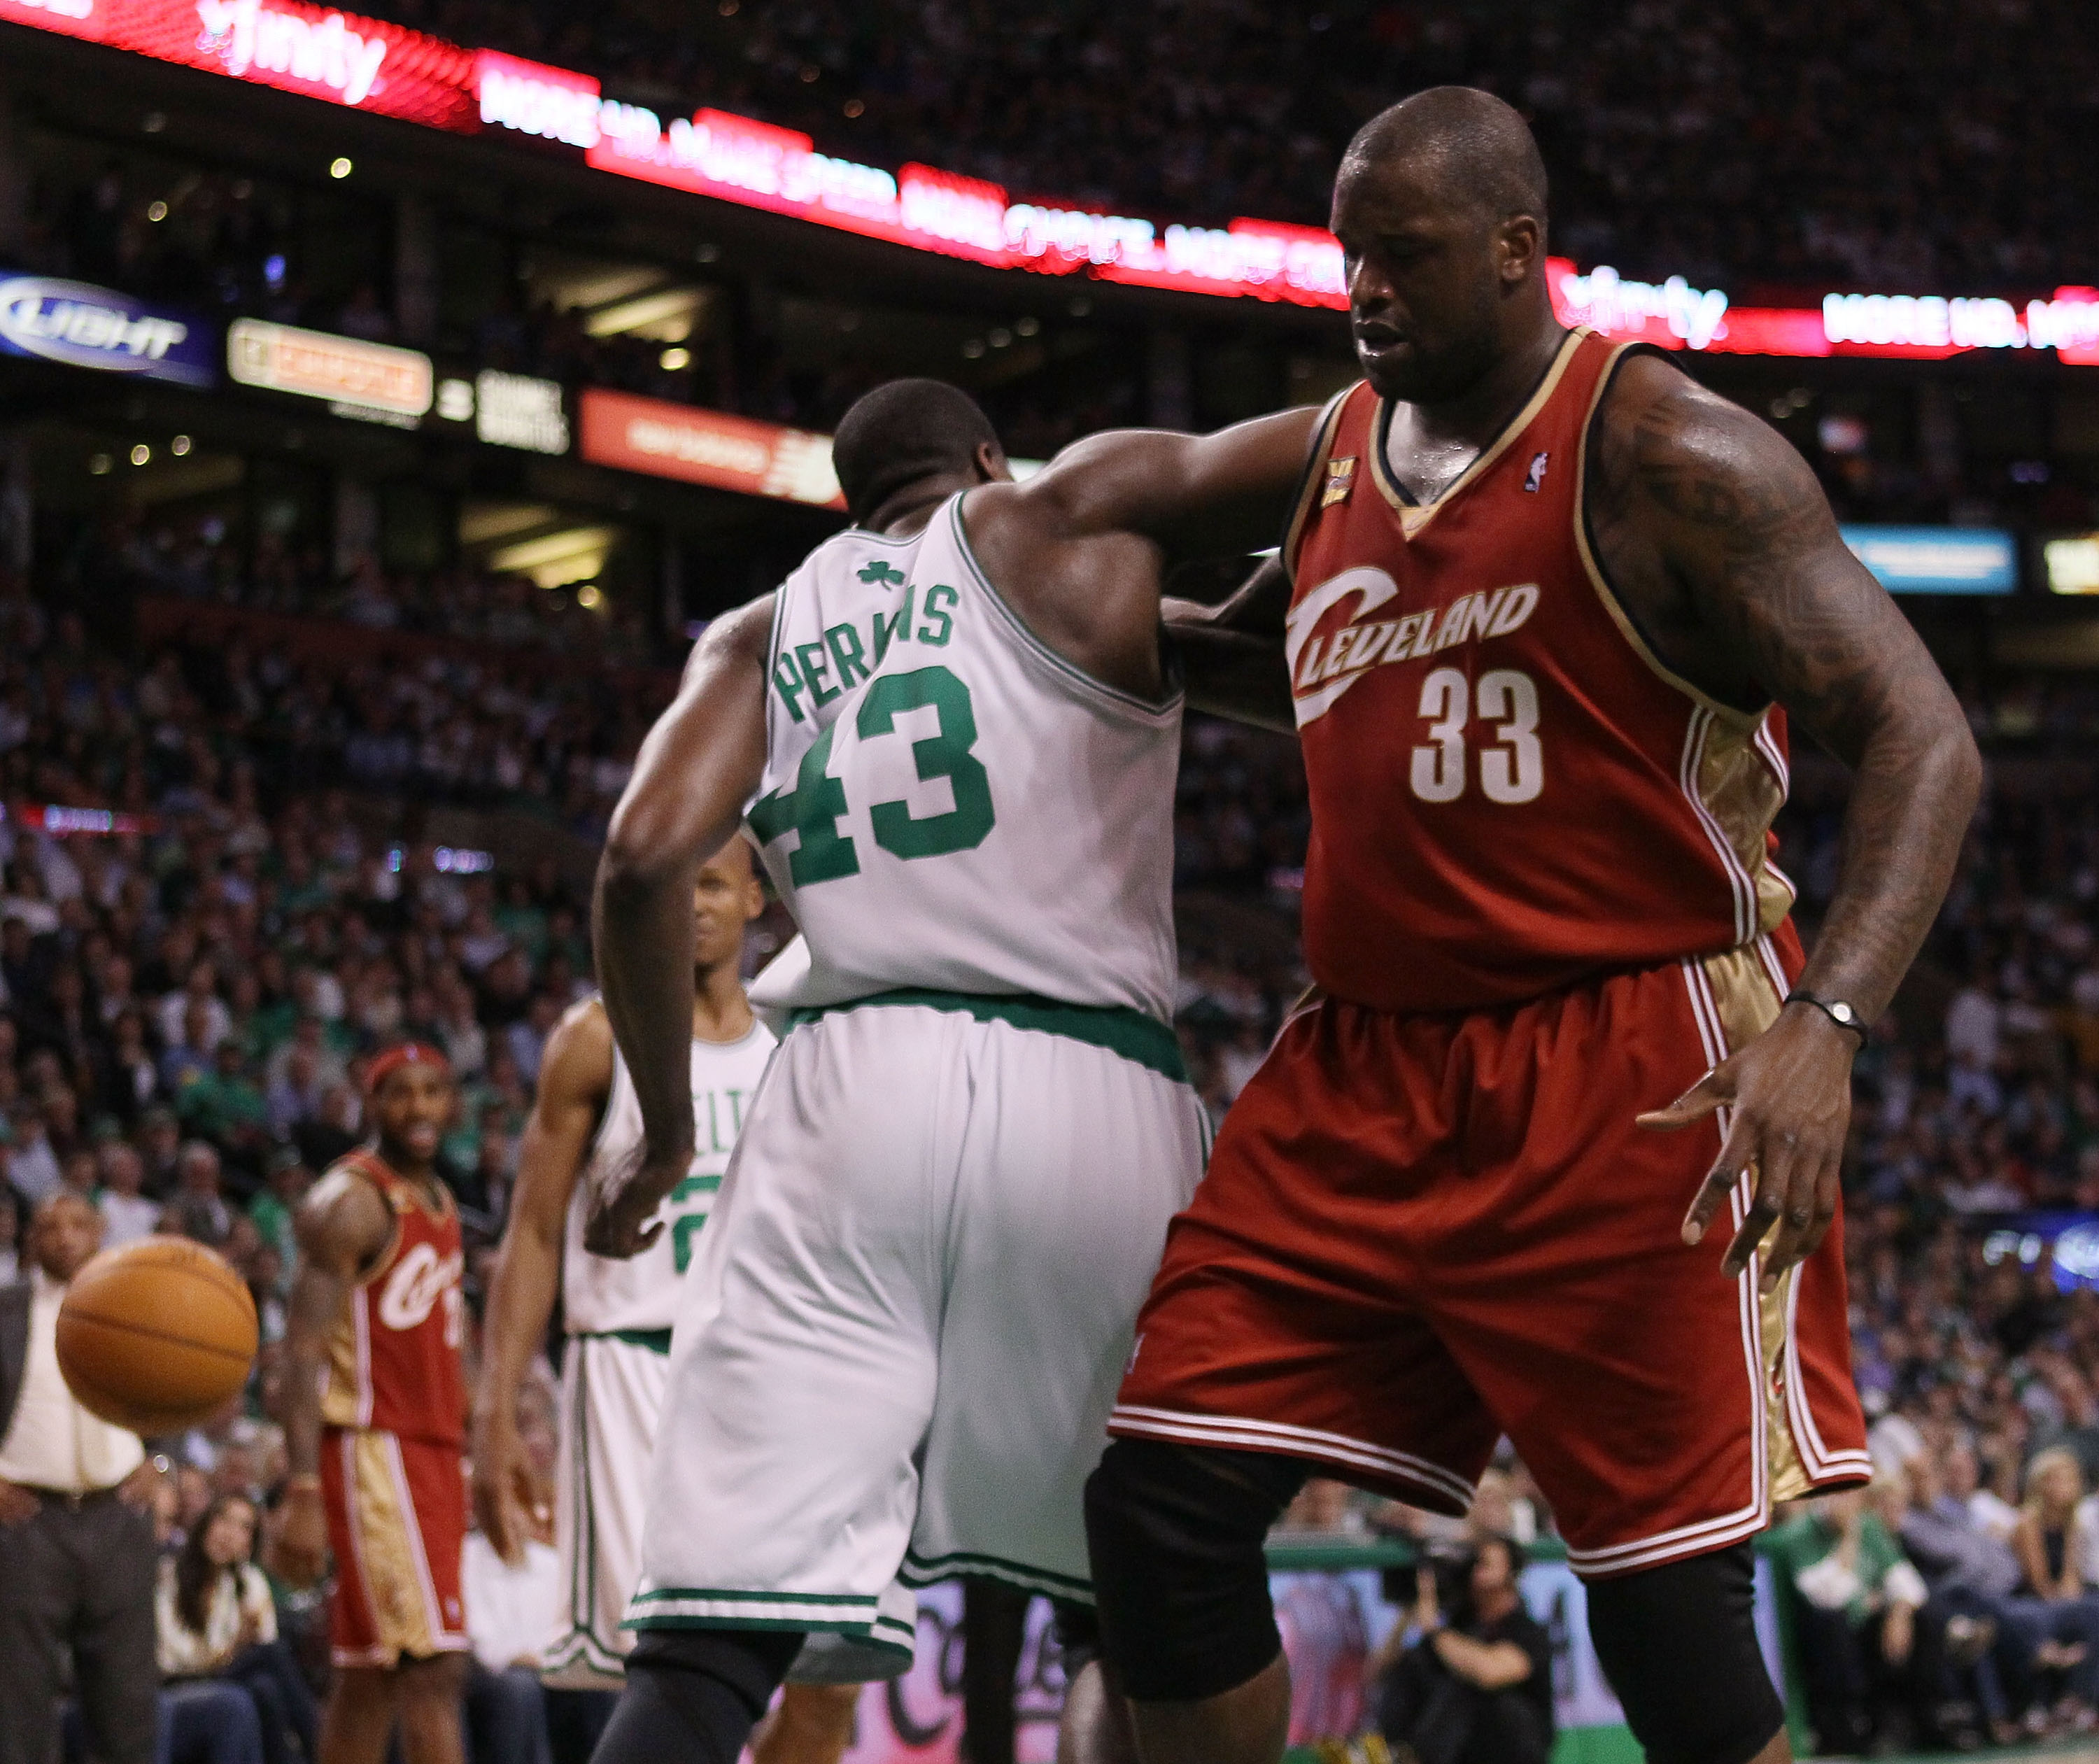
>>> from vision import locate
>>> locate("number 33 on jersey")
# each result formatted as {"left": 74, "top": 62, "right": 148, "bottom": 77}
{"left": 1282, "top": 330, "right": 1797, "bottom": 1016}
{"left": 745, "top": 493, "right": 1184, "bottom": 1024}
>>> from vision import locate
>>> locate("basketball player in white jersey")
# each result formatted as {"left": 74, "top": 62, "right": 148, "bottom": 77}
{"left": 469, "top": 842, "right": 856, "bottom": 1761}
{"left": 581, "top": 378, "right": 1300, "bottom": 1764}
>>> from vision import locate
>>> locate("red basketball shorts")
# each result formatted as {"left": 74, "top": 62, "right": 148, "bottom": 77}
{"left": 321, "top": 1427, "right": 471, "bottom": 1667}
{"left": 1110, "top": 940, "right": 1870, "bottom": 1578}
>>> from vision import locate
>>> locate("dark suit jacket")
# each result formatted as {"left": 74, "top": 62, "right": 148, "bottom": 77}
{"left": 0, "top": 1279, "right": 29, "bottom": 1441}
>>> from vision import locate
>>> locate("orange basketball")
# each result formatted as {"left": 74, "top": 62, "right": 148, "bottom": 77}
{"left": 56, "top": 1236, "right": 260, "bottom": 1434}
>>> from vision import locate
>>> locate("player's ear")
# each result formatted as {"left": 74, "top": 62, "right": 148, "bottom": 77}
{"left": 975, "top": 439, "right": 1013, "bottom": 486}
{"left": 1497, "top": 213, "right": 1542, "bottom": 288}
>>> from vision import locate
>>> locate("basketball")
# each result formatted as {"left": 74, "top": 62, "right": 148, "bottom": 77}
{"left": 55, "top": 1236, "right": 260, "bottom": 1435}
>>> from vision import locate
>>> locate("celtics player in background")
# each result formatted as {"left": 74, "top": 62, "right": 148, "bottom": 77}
{"left": 470, "top": 843, "right": 856, "bottom": 1763}
{"left": 581, "top": 377, "right": 1298, "bottom": 1764}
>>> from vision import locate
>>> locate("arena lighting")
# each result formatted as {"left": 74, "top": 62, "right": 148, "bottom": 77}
{"left": 383, "top": 845, "right": 495, "bottom": 874}
{"left": 6, "top": 4, "right": 2099, "bottom": 355}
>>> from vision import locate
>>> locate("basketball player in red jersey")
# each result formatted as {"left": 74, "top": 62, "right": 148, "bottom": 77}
{"left": 279, "top": 1045, "right": 470, "bottom": 1764}
{"left": 1063, "top": 89, "right": 1983, "bottom": 1764}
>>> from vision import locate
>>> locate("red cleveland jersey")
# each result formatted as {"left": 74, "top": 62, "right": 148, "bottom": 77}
{"left": 1282, "top": 327, "right": 1799, "bottom": 1013}
{"left": 320, "top": 1148, "right": 466, "bottom": 1446}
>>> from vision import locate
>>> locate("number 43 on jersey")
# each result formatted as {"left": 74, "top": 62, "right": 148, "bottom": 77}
{"left": 749, "top": 664, "right": 996, "bottom": 883}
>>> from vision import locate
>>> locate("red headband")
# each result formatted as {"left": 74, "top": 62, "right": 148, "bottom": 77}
{"left": 365, "top": 1043, "right": 451, "bottom": 1095}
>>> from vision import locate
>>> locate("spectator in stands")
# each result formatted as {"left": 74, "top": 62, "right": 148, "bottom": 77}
{"left": 156, "top": 1492, "right": 318, "bottom": 1764}
{"left": 1769, "top": 1488, "right": 1938, "bottom": 1751}
{"left": 2009, "top": 1448, "right": 2099, "bottom": 1728}
{"left": 167, "top": 1140, "right": 233, "bottom": 1246}
{"left": 94, "top": 1142, "right": 159, "bottom": 1248}
{"left": 1370, "top": 1539, "right": 1552, "bottom": 1764}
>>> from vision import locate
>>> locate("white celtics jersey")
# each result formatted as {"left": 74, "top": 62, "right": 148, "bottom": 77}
{"left": 563, "top": 1020, "right": 776, "bottom": 1334}
{"left": 745, "top": 491, "right": 1182, "bottom": 1019}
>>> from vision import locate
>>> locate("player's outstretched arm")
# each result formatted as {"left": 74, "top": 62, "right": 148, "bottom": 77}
{"left": 1166, "top": 554, "right": 1296, "bottom": 733}
{"left": 590, "top": 596, "right": 771, "bottom": 1258}
{"left": 1627, "top": 369, "right": 1983, "bottom": 1287}
{"left": 275, "top": 1170, "right": 392, "bottom": 1586}
{"left": 472, "top": 999, "right": 614, "bottom": 1563}
{"left": 1023, "top": 407, "right": 1321, "bottom": 556}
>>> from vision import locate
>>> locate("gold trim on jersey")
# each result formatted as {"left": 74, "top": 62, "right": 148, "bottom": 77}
{"left": 1697, "top": 945, "right": 1811, "bottom": 1504}
{"left": 1281, "top": 386, "right": 1357, "bottom": 581}
{"left": 1364, "top": 328, "right": 1588, "bottom": 539}
{"left": 1697, "top": 717, "right": 1797, "bottom": 938}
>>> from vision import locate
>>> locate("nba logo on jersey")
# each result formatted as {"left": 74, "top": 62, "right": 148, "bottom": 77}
{"left": 1523, "top": 451, "right": 1550, "bottom": 493}
{"left": 1321, "top": 457, "right": 1356, "bottom": 507}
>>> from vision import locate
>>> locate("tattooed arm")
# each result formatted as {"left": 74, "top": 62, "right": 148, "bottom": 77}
{"left": 1596, "top": 357, "right": 1983, "bottom": 1287}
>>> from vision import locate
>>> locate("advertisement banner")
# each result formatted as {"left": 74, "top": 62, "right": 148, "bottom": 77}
{"left": 577, "top": 388, "right": 844, "bottom": 509}
{"left": 227, "top": 317, "right": 433, "bottom": 421}
{"left": 1837, "top": 525, "right": 2018, "bottom": 595}
{"left": 0, "top": 271, "right": 217, "bottom": 386}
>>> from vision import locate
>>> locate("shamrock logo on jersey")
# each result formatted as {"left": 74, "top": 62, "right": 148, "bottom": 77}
{"left": 858, "top": 561, "right": 907, "bottom": 586}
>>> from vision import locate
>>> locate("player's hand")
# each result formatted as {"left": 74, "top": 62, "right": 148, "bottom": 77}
{"left": 584, "top": 1141, "right": 691, "bottom": 1260}
{"left": 272, "top": 1479, "right": 331, "bottom": 1588}
{"left": 0, "top": 1479, "right": 39, "bottom": 1526}
{"left": 470, "top": 1411, "right": 546, "bottom": 1569}
{"left": 115, "top": 1456, "right": 164, "bottom": 1514}
{"left": 1637, "top": 1003, "right": 1856, "bottom": 1291}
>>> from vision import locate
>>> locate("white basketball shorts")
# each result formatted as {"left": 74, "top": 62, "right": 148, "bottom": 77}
{"left": 544, "top": 1330, "right": 671, "bottom": 1688}
{"left": 625, "top": 993, "right": 1207, "bottom": 1677}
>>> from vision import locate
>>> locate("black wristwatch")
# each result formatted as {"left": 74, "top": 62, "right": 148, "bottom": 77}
{"left": 1785, "top": 989, "right": 1867, "bottom": 1044}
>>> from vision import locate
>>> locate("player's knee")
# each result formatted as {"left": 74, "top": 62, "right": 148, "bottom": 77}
{"left": 1581, "top": 1542, "right": 1783, "bottom": 1764}
{"left": 597, "top": 1630, "right": 805, "bottom": 1764}
{"left": 1084, "top": 1439, "right": 1304, "bottom": 1703}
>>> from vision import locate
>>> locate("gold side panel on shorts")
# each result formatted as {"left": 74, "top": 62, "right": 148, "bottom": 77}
{"left": 350, "top": 1431, "right": 439, "bottom": 1661}
{"left": 1699, "top": 949, "right": 1810, "bottom": 1504}
{"left": 1696, "top": 719, "right": 1794, "bottom": 937}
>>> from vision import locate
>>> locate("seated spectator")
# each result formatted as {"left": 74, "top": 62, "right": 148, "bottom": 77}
{"left": 95, "top": 1141, "right": 161, "bottom": 1247}
{"left": 0, "top": 1187, "right": 20, "bottom": 1281}
{"left": 1370, "top": 1538, "right": 1552, "bottom": 1764}
{"left": 164, "top": 1141, "right": 233, "bottom": 1246}
{"left": 1768, "top": 1487, "right": 1937, "bottom": 1753}
{"left": 2009, "top": 1447, "right": 2099, "bottom": 1730}
{"left": 157, "top": 1492, "right": 318, "bottom": 1764}
{"left": 462, "top": 1522, "right": 560, "bottom": 1764}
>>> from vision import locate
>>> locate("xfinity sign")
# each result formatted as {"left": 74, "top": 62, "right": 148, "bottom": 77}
{"left": 0, "top": 274, "right": 217, "bottom": 386}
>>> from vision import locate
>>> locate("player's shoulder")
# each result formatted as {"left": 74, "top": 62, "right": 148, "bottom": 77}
{"left": 537, "top": 996, "right": 617, "bottom": 1099}
{"left": 296, "top": 1158, "right": 395, "bottom": 1260}
{"left": 1592, "top": 349, "right": 1816, "bottom": 518}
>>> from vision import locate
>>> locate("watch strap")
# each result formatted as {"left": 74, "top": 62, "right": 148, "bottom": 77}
{"left": 1784, "top": 989, "right": 1867, "bottom": 1043}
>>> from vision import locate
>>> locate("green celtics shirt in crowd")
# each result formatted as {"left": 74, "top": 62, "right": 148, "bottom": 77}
{"left": 746, "top": 491, "right": 1182, "bottom": 1024}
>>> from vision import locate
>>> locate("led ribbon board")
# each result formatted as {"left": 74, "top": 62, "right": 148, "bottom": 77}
{"left": 4, "top": 1, "right": 2096, "bottom": 355}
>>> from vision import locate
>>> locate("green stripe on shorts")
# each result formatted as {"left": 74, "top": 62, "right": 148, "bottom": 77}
{"left": 786, "top": 989, "right": 1187, "bottom": 1082}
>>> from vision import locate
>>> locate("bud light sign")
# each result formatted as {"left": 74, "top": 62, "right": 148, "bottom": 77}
{"left": 0, "top": 274, "right": 218, "bottom": 386}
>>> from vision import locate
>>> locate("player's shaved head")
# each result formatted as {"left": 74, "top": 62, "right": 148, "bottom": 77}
{"left": 833, "top": 379, "right": 1005, "bottom": 527}
{"left": 1341, "top": 87, "right": 1548, "bottom": 229}
{"left": 1329, "top": 86, "right": 1557, "bottom": 402}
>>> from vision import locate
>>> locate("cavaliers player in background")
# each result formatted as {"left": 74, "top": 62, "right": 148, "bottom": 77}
{"left": 279, "top": 1045, "right": 470, "bottom": 1764}
{"left": 1054, "top": 88, "right": 1982, "bottom": 1764}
